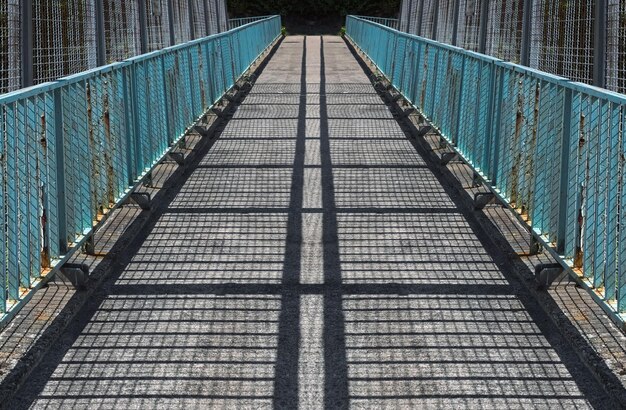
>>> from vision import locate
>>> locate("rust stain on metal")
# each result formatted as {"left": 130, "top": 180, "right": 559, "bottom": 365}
{"left": 522, "top": 83, "right": 541, "bottom": 217}
{"left": 86, "top": 82, "right": 100, "bottom": 217}
{"left": 39, "top": 113, "right": 51, "bottom": 270}
{"left": 574, "top": 113, "right": 586, "bottom": 269}
{"left": 510, "top": 82, "right": 524, "bottom": 207}
{"left": 102, "top": 91, "right": 115, "bottom": 208}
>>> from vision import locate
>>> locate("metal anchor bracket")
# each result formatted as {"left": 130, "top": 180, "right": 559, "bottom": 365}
{"left": 59, "top": 263, "right": 90, "bottom": 290}
{"left": 534, "top": 263, "right": 566, "bottom": 290}
{"left": 441, "top": 152, "right": 460, "bottom": 166}
{"left": 474, "top": 192, "right": 498, "bottom": 210}
{"left": 415, "top": 124, "right": 432, "bottom": 138}
{"left": 166, "top": 152, "right": 185, "bottom": 166}
{"left": 193, "top": 124, "right": 211, "bottom": 138}
{"left": 129, "top": 192, "right": 151, "bottom": 210}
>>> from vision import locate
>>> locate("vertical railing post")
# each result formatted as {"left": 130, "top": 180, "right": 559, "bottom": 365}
{"left": 520, "top": 0, "right": 533, "bottom": 66}
{"left": 431, "top": 0, "right": 440, "bottom": 40}
{"left": 203, "top": 0, "right": 211, "bottom": 36}
{"left": 478, "top": 0, "right": 490, "bottom": 54}
{"left": 187, "top": 0, "right": 196, "bottom": 40}
{"left": 593, "top": 0, "right": 607, "bottom": 88}
{"left": 168, "top": 0, "right": 176, "bottom": 45}
{"left": 137, "top": 0, "right": 148, "bottom": 54}
{"left": 416, "top": 0, "right": 425, "bottom": 36}
{"left": 556, "top": 87, "right": 573, "bottom": 254}
{"left": 95, "top": 0, "right": 107, "bottom": 66}
{"left": 53, "top": 88, "right": 68, "bottom": 254}
{"left": 451, "top": 0, "right": 461, "bottom": 46}
{"left": 21, "top": 0, "right": 33, "bottom": 87}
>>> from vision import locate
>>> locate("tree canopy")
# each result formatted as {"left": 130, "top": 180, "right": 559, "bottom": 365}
{"left": 227, "top": 0, "right": 401, "bottom": 19}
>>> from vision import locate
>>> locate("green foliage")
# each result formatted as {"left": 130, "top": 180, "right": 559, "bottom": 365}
{"left": 281, "top": 26, "right": 287, "bottom": 36}
{"left": 227, "top": 0, "right": 400, "bottom": 18}
{"left": 339, "top": 27, "right": 346, "bottom": 37}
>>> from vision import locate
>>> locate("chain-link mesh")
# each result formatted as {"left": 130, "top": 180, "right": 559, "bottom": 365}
{"left": 607, "top": 0, "right": 626, "bottom": 94}
{"left": 33, "top": 0, "right": 97, "bottom": 84}
{"left": 436, "top": 0, "right": 457, "bottom": 44}
{"left": 146, "top": 0, "right": 171, "bottom": 51}
{"left": 171, "top": 0, "right": 191, "bottom": 44}
{"left": 457, "top": 0, "right": 482, "bottom": 51}
{"left": 530, "top": 0, "right": 594, "bottom": 84}
{"left": 0, "top": 0, "right": 20, "bottom": 93}
{"left": 420, "top": 0, "right": 436, "bottom": 38}
{"left": 486, "top": 0, "right": 524, "bottom": 63}
{"left": 103, "top": 0, "right": 141, "bottom": 63}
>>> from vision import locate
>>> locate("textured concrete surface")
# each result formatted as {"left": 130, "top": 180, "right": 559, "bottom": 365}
{"left": 4, "top": 36, "right": 622, "bottom": 409}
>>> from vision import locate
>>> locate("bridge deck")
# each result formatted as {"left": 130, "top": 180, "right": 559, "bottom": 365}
{"left": 8, "top": 36, "right": 614, "bottom": 408}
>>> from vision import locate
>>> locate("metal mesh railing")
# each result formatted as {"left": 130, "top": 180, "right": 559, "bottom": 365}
{"left": 228, "top": 16, "right": 274, "bottom": 30}
{"left": 0, "top": 1, "right": 20, "bottom": 94}
{"left": 351, "top": 16, "right": 398, "bottom": 30}
{"left": 420, "top": 0, "right": 437, "bottom": 38}
{"left": 192, "top": 0, "right": 207, "bottom": 38}
{"left": 457, "top": 0, "right": 482, "bottom": 51}
{"left": 397, "top": 0, "right": 622, "bottom": 92}
{"left": 530, "top": 0, "right": 594, "bottom": 84}
{"left": 0, "top": 0, "right": 230, "bottom": 95}
{"left": 607, "top": 0, "right": 626, "bottom": 94}
{"left": 146, "top": 0, "right": 172, "bottom": 51}
{"left": 171, "top": 0, "right": 192, "bottom": 44}
{"left": 104, "top": 0, "right": 141, "bottom": 63}
{"left": 436, "top": 0, "right": 457, "bottom": 44}
{"left": 0, "top": 14, "right": 281, "bottom": 325}
{"left": 347, "top": 13, "right": 626, "bottom": 328}
{"left": 486, "top": 0, "right": 524, "bottom": 63}
{"left": 33, "top": 0, "right": 98, "bottom": 85}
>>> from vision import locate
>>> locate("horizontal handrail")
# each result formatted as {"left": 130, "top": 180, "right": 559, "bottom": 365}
{"left": 0, "top": 15, "right": 282, "bottom": 326}
{"left": 346, "top": 15, "right": 626, "bottom": 329}
{"left": 351, "top": 16, "right": 399, "bottom": 30}
{"left": 229, "top": 16, "right": 276, "bottom": 30}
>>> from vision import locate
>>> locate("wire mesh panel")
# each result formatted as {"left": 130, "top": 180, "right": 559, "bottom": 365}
{"left": 103, "top": 0, "right": 141, "bottom": 63}
{"left": 0, "top": 0, "right": 20, "bottom": 94}
{"left": 607, "top": 0, "right": 626, "bottom": 94}
{"left": 436, "top": 0, "right": 457, "bottom": 44}
{"left": 145, "top": 0, "right": 171, "bottom": 51}
{"left": 193, "top": 0, "right": 207, "bottom": 38}
{"left": 171, "top": 0, "right": 191, "bottom": 44}
{"left": 486, "top": 0, "right": 524, "bottom": 63}
{"left": 399, "top": 0, "right": 410, "bottom": 32}
{"left": 457, "top": 0, "right": 482, "bottom": 51}
{"left": 32, "top": 0, "right": 98, "bottom": 85}
{"left": 217, "top": 0, "right": 228, "bottom": 32}
{"left": 407, "top": 0, "right": 420, "bottom": 35}
{"left": 419, "top": 0, "right": 436, "bottom": 38}
{"left": 206, "top": 0, "right": 219, "bottom": 34}
{"left": 530, "top": 0, "right": 595, "bottom": 84}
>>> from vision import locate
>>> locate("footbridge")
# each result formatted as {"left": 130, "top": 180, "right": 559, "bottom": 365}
{"left": 0, "top": 14, "right": 625, "bottom": 409}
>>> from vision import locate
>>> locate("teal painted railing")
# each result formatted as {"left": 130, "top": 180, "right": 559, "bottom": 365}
{"left": 0, "top": 15, "right": 281, "bottom": 325}
{"left": 347, "top": 15, "right": 626, "bottom": 328}
{"left": 351, "top": 16, "right": 398, "bottom": 30}
{"left": 229, "top": 16, "right": 276, "bottom": 30}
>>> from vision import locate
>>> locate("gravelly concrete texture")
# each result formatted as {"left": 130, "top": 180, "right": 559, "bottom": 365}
{"left": 5, "top": 36, "right": 620, "bottom": 409}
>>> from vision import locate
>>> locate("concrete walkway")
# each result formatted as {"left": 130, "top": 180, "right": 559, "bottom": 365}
{"left": 8, "top": 36, "right": 614, "bottom": 409}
